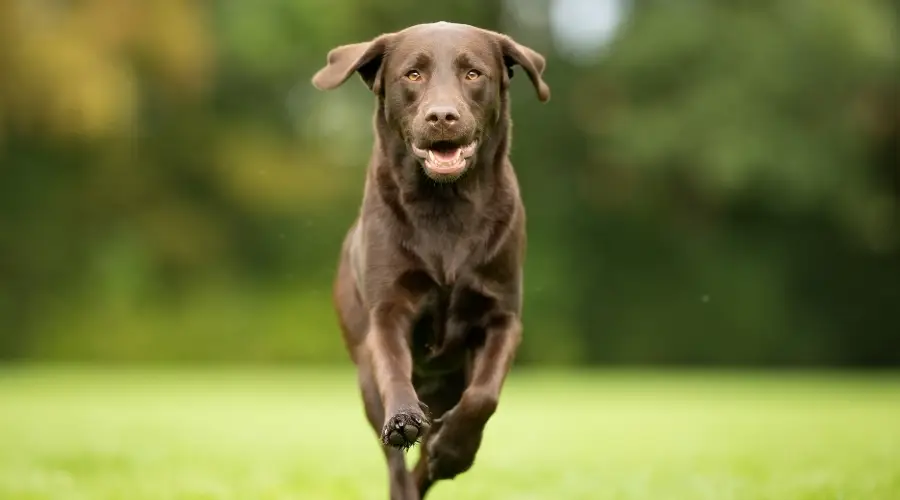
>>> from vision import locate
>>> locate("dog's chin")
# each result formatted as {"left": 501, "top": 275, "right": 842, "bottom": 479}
{"left": 410, "top": 141, "right": 478, "bottom": 182}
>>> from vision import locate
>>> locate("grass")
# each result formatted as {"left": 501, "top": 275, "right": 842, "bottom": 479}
{"left": 0, "top": 367, "right": 898, "bottom": 499}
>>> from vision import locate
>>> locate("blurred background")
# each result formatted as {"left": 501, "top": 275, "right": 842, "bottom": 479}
{"left": 1, "top": 0, "right": 898, "bottom": 368}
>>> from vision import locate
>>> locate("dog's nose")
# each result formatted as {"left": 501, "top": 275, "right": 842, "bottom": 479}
{"left": 424, "top": 106, "right": 460, "bottom": 126}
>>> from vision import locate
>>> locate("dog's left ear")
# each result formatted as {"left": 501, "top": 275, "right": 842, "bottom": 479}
{"left": 311, "top": 34, "right": 394, "bottom": 94}
{"left": 492, "top": 33, "right": 551, "bottom": 102}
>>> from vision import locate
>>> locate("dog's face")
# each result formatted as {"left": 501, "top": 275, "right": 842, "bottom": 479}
{"left": 384, "top": 25, "right": 501, "bottom": 180}
{"left": 312, "top": 22, "right": 550, "bottom": 182}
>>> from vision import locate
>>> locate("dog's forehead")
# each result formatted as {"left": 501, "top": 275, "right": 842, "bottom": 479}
{"left": 390, "top": 22, "right": 497, "bottom": 62}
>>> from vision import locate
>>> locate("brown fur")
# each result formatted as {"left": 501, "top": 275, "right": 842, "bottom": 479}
{"left": 312, "top": 22, "right": 549, "bottom": 499}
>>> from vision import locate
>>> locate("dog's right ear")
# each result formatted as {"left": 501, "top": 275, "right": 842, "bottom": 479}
{"left": 311, "top": 35, "right": 393, "bottom": 94}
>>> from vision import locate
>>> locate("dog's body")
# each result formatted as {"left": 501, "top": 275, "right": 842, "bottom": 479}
{"left": 312, "top": 22, "right": 549, "bottom": 499}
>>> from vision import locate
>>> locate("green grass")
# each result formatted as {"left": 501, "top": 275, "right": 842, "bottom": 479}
{"left": 1, "top": 367, "right": 898, "bottom": 499}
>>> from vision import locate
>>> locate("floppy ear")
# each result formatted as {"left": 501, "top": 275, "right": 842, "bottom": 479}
{"left": 311, "top": 35, "right": 393, "bottom": 93}
{"left": 496, "top": 35, "right": 551, "bottom": 102}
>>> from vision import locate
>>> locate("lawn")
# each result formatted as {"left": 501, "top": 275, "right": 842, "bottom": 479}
{"left": 0, "top": 367, "right": 898, "bottom": 500}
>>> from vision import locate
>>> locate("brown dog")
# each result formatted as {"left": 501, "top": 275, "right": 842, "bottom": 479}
{"left": 311, "top": 22, "right": 550, "bottom": 499}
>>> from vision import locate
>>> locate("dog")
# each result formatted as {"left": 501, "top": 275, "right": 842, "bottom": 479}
{"left": 311, "top": 21, "right": 550, "bottom": 499}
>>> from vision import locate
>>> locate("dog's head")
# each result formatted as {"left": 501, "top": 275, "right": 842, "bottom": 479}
{"left": 312, "top": 22, "right": 550, "bottom": 182}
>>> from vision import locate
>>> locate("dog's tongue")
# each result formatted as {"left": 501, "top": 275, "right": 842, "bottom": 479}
{"left": 432, "top": 148, "right": 460, "bottom": 162}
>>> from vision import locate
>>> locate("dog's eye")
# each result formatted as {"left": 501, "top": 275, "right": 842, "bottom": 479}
{"left": 465, "top": 70, "right": 482, "bottom": 81}
{"left": 405, "top": 70, "right": 422, "bottom": 82}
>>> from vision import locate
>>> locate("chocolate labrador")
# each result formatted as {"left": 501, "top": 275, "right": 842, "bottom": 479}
{"left": 311, "top": 21, "right": 550, "bottom": 499}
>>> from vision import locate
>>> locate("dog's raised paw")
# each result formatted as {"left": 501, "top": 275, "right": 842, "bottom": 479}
{"left": 427, "top": 444, "right": 473, "bottom": 481}
{"left": 426, "top": 424, "right": 482, "bottom": 480}
{"left": 381, "top": 409, "right": 429, "bottom": 450}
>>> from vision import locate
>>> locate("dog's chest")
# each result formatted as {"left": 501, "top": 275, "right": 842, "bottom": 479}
{"left": 411, "top": 226, "right": 476, "bottom": 286}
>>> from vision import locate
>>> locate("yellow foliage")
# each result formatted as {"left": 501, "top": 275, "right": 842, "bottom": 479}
{"left": 137, "top": 1, "right": 215, "bottom": 95}
{"left": 138, "top": 199, "right": 228, "bottom": 269}
{"left": 0, "top": 0, "right": 214, "bottom": 141}
{"left": 214, "top": 128, "right": 356, "bottom": 214}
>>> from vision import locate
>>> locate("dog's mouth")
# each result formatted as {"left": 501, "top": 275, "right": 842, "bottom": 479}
{"left": 411, "top": 141, "right": 478, "bottom": 177}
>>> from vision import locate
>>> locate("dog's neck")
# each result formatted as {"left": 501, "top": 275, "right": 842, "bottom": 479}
{"left": 371, "top": 97, "right": 513, "bottom": 211}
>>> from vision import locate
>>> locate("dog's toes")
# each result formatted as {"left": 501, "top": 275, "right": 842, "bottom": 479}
{"left": 381, "top": 410, "right": 429, "bottom": 450}
{"left": 403, "top": 425, "right": 419, "bottom": 443}
{"left": 387, "top": 430, "right": 407, "bottom": 448}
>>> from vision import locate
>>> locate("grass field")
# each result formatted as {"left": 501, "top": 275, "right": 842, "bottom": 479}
{"left": 0, "top": 367, "right": 898, "bottom": 500}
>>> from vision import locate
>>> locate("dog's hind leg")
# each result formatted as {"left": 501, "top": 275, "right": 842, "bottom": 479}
{"left": 410, "top": 371, "right": 466, "bottom": 498}
{"left": 411, "top": 439, "right": 434, "bottom": 498}
{"left": 385, "top": 448, "right": 416, "bottom": 500}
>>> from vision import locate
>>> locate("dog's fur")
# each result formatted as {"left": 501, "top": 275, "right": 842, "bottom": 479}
{"left": 311, "top": 22, "right": 549, "bottom": 499}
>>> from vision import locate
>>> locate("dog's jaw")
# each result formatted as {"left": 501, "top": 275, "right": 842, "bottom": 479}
{"left": 375, "top": 101, "right": 510, "bottom": 192}
{"left": 410, "top": 141, "right": 479, "bottom": 181}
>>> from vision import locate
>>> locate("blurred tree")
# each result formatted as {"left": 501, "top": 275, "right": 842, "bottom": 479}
{"left": 0, "top": 0, "right": 896, "bottom": 366}
{"left": 562, "top": 0, "right": 899, "bottom": 365}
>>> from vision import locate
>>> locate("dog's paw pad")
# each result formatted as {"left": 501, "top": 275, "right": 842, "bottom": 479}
{"left": 381, "top": 411, "right": 429, "bottom": 450}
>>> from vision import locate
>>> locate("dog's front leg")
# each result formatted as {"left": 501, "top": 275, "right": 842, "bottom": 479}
{"left": 365, "top": 300, "right": 431, "bottom": 451}
{"left": 424, "top": 314, "right": 522, "bottom": 482}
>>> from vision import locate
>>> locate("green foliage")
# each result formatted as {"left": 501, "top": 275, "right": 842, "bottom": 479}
{"left": 599, "top": 0, "right": 897, "bottom": 223}
{"left": 0, "top": 0, "right": 897, "bottom": 364}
